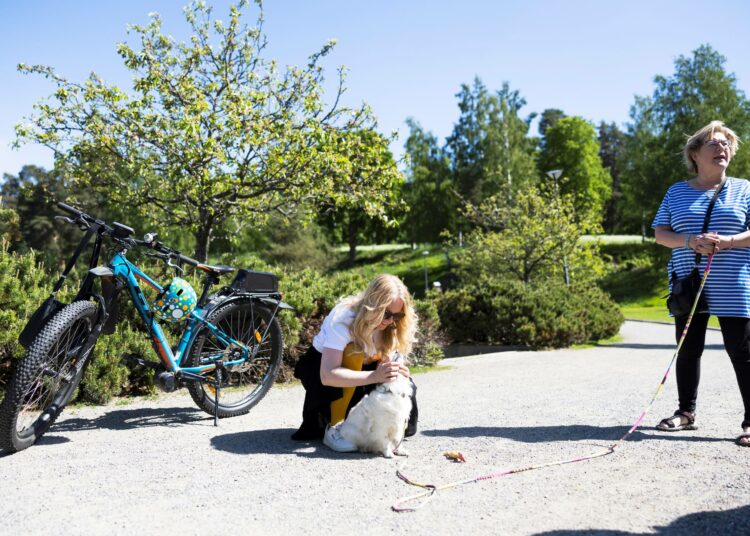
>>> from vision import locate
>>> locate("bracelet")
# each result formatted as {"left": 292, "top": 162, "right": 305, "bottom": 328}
{"left": 684, "top": 234, "right": 692, "bottom": 249}
{"left": 729, "top": 236, "right": 735, "bottom": 250}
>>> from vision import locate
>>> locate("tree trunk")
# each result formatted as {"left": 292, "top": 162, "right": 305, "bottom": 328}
{"left": 194, "top": 213, "right": 214, "bottom": 263}
{"left": 347, "top": 217, "right": 357, "bottom": 268}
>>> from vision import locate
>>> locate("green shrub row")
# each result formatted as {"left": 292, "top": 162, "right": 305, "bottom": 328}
{"left": 436, "top": 277, "right": 623, "bottom": 349}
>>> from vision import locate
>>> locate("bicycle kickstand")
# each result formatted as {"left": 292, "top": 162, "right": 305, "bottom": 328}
{"left": 213, "top": 366, "right": 222, "bottom": 427}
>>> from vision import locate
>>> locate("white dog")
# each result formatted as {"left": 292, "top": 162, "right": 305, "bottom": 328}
{"left": 338, "top": 373, "right": 413, "bottom": 458}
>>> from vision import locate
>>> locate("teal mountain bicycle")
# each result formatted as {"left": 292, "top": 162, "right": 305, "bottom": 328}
{"left": 0, "top": 203, "right": 291, "bottom": 453}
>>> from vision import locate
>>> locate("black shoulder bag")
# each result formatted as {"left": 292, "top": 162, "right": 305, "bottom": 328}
{"left": 18, "top": 227, "right": 96, "bottom": 348}
{"left": 666, "top": 178, "right": 726, "bottom": 318}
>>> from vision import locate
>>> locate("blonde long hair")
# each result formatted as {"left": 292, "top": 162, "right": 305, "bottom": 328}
{"left": 340, "top": 274, "right": 417, "bottom": 358}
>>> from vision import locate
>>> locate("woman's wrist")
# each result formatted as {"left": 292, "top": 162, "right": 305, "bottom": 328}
{"left": 684, "top": 234, "right": 692, "bottom": 249}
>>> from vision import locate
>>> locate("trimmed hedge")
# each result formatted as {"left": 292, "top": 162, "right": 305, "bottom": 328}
{"left": 436, "top": 277, "right": 623, "bottom": 349}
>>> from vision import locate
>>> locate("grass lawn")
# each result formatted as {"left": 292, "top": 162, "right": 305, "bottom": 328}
{"left": 600, "top": 257, "right": 721, "bottom": 329}
{"left": 334, "top": 244, "right": 456, "bottom": 298}
{"left": 580, "top": 234, "right": 651, "bottom": 244}
{"left": 621, "top": 300, "right": 720, "bottom": 329}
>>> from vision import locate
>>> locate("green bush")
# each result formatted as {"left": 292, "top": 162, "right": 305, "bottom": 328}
{"left": 411, "top": 293, "right": 448, "bottom": 368}
{"left": 0, "top": 243, "right": 76, "bottom": 394}
{"left": 597, "top": 240, "right": 670, "bottom": 303}
{"left": 436, "top": 277, "right": 623, "bottom": 348}
{"left": 0, "top": 244, "right": 159, "bottom": 403}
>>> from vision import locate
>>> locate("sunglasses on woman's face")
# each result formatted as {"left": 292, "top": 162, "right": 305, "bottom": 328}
{"left": 383, "top": 310, "right": 405, "bottom": 321}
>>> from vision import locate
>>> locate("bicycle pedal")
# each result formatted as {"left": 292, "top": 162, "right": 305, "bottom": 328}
{"left": 121, "top": 353, "right": 161, "bottom": 370}
{"left": 155, "top": 371, "right": 177, "bottom": 393}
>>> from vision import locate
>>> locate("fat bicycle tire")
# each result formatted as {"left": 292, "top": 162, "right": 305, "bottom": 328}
{"left": 185, "top": 300, "right": 283, "bottom": 418}
{"left": 0, "top": 301, "right": 98, "bottom": 453}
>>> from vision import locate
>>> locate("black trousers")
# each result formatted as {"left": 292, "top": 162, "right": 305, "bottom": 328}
{"left": 674, "top": 314, "right": 750, "bottom": 424}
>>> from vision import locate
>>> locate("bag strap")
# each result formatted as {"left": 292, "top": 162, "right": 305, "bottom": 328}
{"left": 693, "top": 177, "right": 727, "bottom": 265}
{"left": 51, "top": 227, "right": 95, "bottom": 294}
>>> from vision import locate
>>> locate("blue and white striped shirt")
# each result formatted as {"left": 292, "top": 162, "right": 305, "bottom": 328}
{"left": 652, "top": 177, "right": 750, "bottom": 317}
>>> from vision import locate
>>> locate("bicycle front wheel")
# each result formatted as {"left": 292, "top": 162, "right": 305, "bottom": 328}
{"left": 0, "top": 301, "right": 98, "bottom": 453}
{"left": 185, "top": 300, "right": 283, "bottom": 418}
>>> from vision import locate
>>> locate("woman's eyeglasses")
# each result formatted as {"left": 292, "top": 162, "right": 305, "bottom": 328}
{"left": 705, "top": 139, "right": 730, "bottom": 150}
{"left": 383, "top": 310, "right": 405, "bottom": 321}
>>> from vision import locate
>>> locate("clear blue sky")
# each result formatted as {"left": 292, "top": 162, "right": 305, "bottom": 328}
{"left": 2, "top": 1, "right": 750, "bottom": 178}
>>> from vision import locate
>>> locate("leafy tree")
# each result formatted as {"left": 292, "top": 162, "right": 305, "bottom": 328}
{"left": 598, "top": 121, "right": 626, "bottom": 233}
{"left": 15, "top": 1, "right": 402, "bottom": 261}
{"left": 620, "top": 45, "right": 750, "bottom": 234}
{"left": 458, "top": 186, "right": 602, "bottom": 285}
{"left": 0, "top": 166, "right": 80, "bottom": 262}
{"left": 401, "top": 118, "right": 455, "bottom": 243}
{"left": 446, "top": 78, "right": 489, "bottom": 205}
{"left": 262, "top": 213, "right": 335, "bottom": 271}
{"left": 537, "top": 116, "right": 612, "bottom": 224}
{"left": 446, "top": 78, "right": 537, "bottom": 205}
{"left": 316, "top": 129, "right": 404, "bottom": 266}
{"left": 1, "top": 165, "right": 155, "bottom": 265}
{"left": 483, "top": 83, "right": 539, "bottom": 197}
{"left": 538, "top": 108, "right": 566, "bottom": 145}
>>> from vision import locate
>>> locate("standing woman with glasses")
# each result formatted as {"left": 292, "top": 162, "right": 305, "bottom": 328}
{"left": 291, "top": 274, "right": 419, "bottom": 452}
{"left": 652, "top": 120, "right": 750, "bottom": 446}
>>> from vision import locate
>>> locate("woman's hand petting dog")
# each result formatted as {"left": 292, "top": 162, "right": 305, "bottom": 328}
{"left": 374, "top": 356, "right": 410, "bottom": 383}
{"left": 374, "top": 360, "right": 402, "bottom": 383}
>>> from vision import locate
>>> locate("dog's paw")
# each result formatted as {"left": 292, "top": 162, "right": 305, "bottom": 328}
{"left": 394, "top": 446, "right": 409, "bottom": 457}
{"left": 382, "top": 447, "right": 394, "bottom": 458}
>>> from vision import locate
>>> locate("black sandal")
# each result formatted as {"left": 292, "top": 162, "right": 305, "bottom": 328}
{"left": 656, "top": 410, "right": 697, "bottom": 432}
{"left": 736, "top": 420, "right": 750, "bottom": 447}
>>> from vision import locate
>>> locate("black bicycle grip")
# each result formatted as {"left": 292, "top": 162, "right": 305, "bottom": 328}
{"left": 57, "top": 202, "right": 82, "bottom": 217}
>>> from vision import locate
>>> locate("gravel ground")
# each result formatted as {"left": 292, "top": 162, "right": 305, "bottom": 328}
{"left": 2, "top": 320, "right": 750, "bottom": 535}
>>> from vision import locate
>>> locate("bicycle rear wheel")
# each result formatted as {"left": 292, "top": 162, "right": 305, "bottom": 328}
{"left": 0, "top": 301, "right": 98, "bottom": 453}
{"left": 185, "top": 300, "right": 283, "bottom": 418}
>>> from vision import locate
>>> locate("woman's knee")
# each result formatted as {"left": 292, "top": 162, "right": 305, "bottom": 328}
{"left": 720, "top": 318, "right": 750, "bottom": 364}
{"left": 726, "top": 341, "right": 750, "bottom": 364}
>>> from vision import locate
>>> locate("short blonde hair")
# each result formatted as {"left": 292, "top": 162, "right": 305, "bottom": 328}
{"left": 683, "top": 120, "right": 740, "bottom": 175}
{"left": 340, "top": 274, "right": 417, "bottom": 358}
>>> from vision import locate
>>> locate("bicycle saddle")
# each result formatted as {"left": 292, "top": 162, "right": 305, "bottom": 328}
{"left": 195, "top": 263, "right": 236, "bottom": 275}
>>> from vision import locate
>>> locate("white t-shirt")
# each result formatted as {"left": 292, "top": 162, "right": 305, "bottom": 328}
{"left": 313, "top": 302, "right": 375, "bottom": 355}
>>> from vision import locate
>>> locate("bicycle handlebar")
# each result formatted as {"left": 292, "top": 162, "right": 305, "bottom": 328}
{"left": 57, "top": 202, "right": 82, "bottom": 218}
{"left": 56, "top": 202, "right": 198, "bottom": 267}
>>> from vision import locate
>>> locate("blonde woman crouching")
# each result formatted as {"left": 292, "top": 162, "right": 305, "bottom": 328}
{"left": 291, "top": 274, "right": 419, "bottom": 452}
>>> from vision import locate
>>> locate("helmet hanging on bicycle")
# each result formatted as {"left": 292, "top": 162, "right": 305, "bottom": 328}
{"left": 152, "top": 277, "right": 197, "bottom": 323}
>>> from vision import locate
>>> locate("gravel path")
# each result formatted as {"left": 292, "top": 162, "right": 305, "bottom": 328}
{"left": 2, "top": 320, "right": 750, "bottom": 535}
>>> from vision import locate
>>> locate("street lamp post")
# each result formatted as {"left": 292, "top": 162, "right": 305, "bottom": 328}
{"left": 546, "top": 169, "right": 570, "bottom": 286}
{"left": 423, "top": 250, "right": 430, "bottom": 293}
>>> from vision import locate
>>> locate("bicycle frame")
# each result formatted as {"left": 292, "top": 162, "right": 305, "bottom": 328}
{"left": 109, "top": 252, "right": 259, "bottom": 377}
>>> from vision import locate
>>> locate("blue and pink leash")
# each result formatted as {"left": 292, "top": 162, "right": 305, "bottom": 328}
{"left": 392, "top": 254, "right": 715, "bottom": 513}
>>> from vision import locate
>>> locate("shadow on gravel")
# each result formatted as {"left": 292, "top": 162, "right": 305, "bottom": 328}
{"left": 210, "top": 428, "right": 374, "bottom": 460}
{"left": 600, "top": 343, "right": 724, "bottom": 351}
{"left": 533, "top": 503, "right": 750, "bottom": 535}
{"left": 423, "top": 425, "right": 725, "bottom": 444}
{"left": 52, "top": 406, "right": 205, "bottom": 432}
{"left": 35, "top": 434, "right": 71, "bottom": 446}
